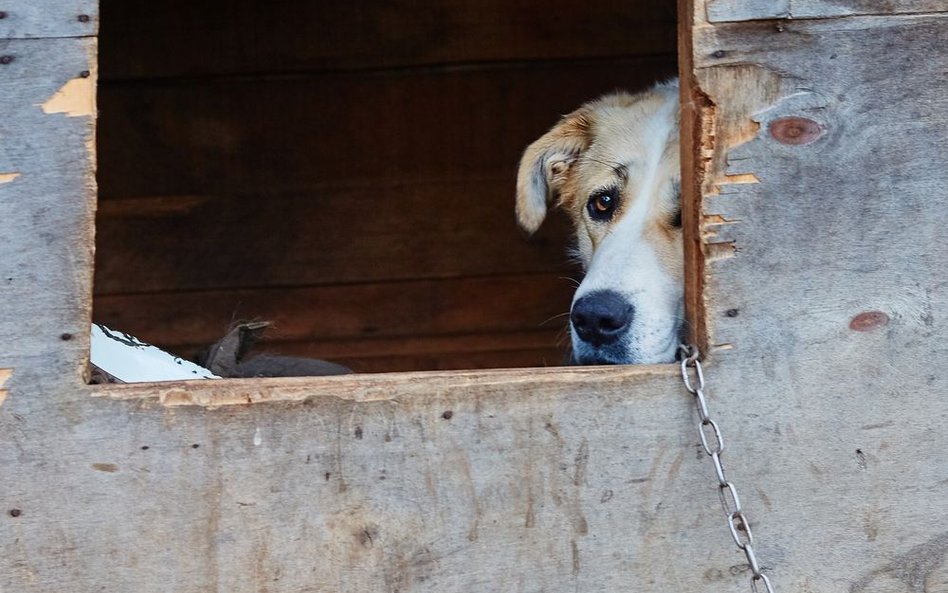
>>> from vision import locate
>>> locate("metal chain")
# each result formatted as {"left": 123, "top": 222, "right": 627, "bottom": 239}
{"left": 679, "top": 344, "right": 776, "bottom": 593}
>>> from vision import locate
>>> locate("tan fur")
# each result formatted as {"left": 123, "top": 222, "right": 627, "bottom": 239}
{"left": 517, "top": 85, "right": 680, "bottom": 273}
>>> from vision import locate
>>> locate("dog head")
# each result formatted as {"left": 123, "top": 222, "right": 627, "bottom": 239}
{"left": 517, "top": 82, "right": 683, "bottom": 364}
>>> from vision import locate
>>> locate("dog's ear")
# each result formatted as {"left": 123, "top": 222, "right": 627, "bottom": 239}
{"left": 516, "top": 108, "right": 592, "bottom": 233}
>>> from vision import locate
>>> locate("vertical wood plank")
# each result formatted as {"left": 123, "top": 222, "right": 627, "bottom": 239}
{"left": 0, "top": 36, "right": 97, "bottom": 387}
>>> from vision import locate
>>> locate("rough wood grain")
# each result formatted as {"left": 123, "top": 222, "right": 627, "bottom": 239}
{"left": 99, "top": 0, "right": 676, "bottom": 79}
{"left": 704, "top": 0, "right": 947, "bottom": 22}
{"left": 97, "top": 56, "right": 676, "bottom": 199}
{"left": 0, "top": 36, "right": 97, "bottom": 387}
{"left": 0, "top": 1, "right": 98, "bottom": 39}
{"left": 94, "top": 273, "right": 573, "bottom": 350}
{"left": 255, "top": 330, "right": 569, "bottom": 373}
{"left": 690, "top": 11, "right": 948, "bottom": 593}
{"left": 126, "top": 328, "right": 571, "bottom": 375}
{"left": 92, "top": 182, "right": 574, "bottom": 294}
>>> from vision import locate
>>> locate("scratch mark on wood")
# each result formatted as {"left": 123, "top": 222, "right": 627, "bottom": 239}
{"left": 91, "top": 463, "right": 119, "bottom": 473}
{"left": 41, "top": 69, "right": 96, "bottom": 117}
{"left": 0, "top": 173, "right": 20, "bottom": 184}
{"left": 573, "top": 438, "right": 589, "bottom": 487}
{"left": 861, "top": 421, "right": 896, "bottom": 430}
{"left": 851, "top": 532, "right": 948, "bottom": 592}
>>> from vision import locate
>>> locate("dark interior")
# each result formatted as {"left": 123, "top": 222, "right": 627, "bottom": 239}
{"left": 92, "top": 0, "right": 678, "bottom": 374}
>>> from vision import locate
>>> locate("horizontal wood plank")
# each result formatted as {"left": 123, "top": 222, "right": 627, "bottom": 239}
{"left": 0, "top": 1, "right": 98, "bottom": 39}
{"left": 171, "top": 329, "right": 570, "bottom": 373}
{"left": 704, "top": 0, "right": 947, "bottom": 22}
{"left": 93, "top": 182, "right": 575, "bottom": 294}
{"left": 99, "top": 0, "right": 676, "bottom": 80}
{"left": 96, "top": 56, "right": 678, "bottom": 199}
{"left": 93, "top": 273, "right": 575, "bottom": 351}
{"left": 288, "top": 347, "right": 565, "bottom": 374}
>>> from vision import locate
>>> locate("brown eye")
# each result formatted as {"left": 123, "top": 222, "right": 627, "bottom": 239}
{"left": 587, "top": 188, "right": 619, "bottom": 221}
{"left": 671, "top": 182, "right": 682, "bottom": 228}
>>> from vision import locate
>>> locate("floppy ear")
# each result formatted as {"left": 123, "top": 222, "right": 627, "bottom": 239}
{"left": 516, "top": 109, "right": 592, "bottom": 234}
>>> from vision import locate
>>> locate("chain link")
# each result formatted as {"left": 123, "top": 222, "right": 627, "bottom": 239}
{"left": 679, "top": 344, "right": 776, "bottom": 593}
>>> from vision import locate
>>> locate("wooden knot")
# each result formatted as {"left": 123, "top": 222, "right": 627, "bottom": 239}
{"left": 769, "top": 117, "right": 823, "bottom": 145}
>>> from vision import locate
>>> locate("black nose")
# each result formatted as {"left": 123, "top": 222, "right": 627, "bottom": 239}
{"left": 570, "top": 290, "right": 634, "bottom": 347}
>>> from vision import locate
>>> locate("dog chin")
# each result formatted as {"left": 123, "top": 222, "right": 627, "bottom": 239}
{"left": 571, "top": 335, "right": 680, "bottom": 365}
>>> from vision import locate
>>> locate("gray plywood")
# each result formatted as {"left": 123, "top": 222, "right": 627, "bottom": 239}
{"left": 1, "top": 5, "right": 948, "bottom": 593}
{"left": 0, "top": 1, "right": 98, "bottom": 39}
{"left": 705, "top": 0, "right": 948, "bottom": 22}
{"left": 691, "top": 10, "right": 948, "bottom": 592}
{"left": 0, "top": 35, "right": 97, "bottom": 388}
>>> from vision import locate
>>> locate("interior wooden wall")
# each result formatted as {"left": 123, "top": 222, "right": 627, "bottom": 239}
{"left": 91, "top": 0, "right": 678, "bottom": 373}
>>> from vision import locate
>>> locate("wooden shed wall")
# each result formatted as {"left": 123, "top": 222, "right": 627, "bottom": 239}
{"left": 90, "top": 0, "right": 678, "bottom": 373}
{"left": 1, "top": 2, "right": 947, "bottom": 592}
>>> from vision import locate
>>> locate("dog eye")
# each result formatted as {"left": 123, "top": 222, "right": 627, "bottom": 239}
{"left": 587, "top": 189, "right": 619, "bottom": 221}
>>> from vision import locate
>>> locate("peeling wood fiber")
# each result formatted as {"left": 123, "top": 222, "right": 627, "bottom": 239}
{"left": 0, "top": 369, "right": 10, "bottom": 406}
{"left": 41, "top": 69, "right": 96, "bottom": 117}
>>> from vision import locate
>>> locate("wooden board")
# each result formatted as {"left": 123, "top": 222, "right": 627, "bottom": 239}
{"left": 96, "top": 56, "right": 677, "bottom": 199}
{"left": 0, "top": 0, "right": 98, "bottom": 38}
{"left": 0, "top": 36, "right": 97, "bottom": 383}
{"left": 703, "top": 0, "right": 948, "bottom": 22}
{"left": 211, "top": 330, "right": 568, "bottom": 373}
{"left": 92, "top": 182, "right": 574, "bottom": 294}
{"left": 99, "top": 0, "right": 676, "bottom": 79}
{"left": 93, "top": 272, "right": 574, "bottom": 353}
{"left": 687, "top": 9, "right": 948, "bottom": 593}
{"left": 3, "top": 4, "right": 948, "bottom": 593}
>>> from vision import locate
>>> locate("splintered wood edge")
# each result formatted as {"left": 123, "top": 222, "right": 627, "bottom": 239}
{"left": 90, "top": 364, "right": 678, "bottom": 408}
{"left": 678, "top": 0, "right": 711, "bottom": 356}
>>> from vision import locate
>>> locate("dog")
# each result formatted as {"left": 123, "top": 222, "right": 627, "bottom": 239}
{"left": 516, "top": 81, "right": 683, "bottom": 365}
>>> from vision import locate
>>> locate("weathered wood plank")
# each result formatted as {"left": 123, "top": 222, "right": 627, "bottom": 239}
{"left": 168, "top": 329, "right": 568, "bottom": 374}
{"left": 704, "top": 0, "right": 947, "bottom": 23}
{"left": 4, "top": 368, "right": 706, "bottom": 593}
{"left": 93, "top": 183, "right": 574, "bottom": 294}
{"left": 689, "top": 10, "right": 948, "bottom": 592}
{"left": 0, "top": 1, "right": 98, "bottom": 39}
{"left": 0, "top": 36, "right": 96, "bottom": 385}
{"left": 99, "top": 0, "right": 676, "bottom": 79}
{"left": 97, "top": 56, "right": 677, "bottom": 199}
{"left": 94, "top": 273, "right": 573, "bottom": 350}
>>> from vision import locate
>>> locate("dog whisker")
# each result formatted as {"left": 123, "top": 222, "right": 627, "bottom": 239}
{"left": 539, "top": 311, "right": 571, "bottom": 328}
